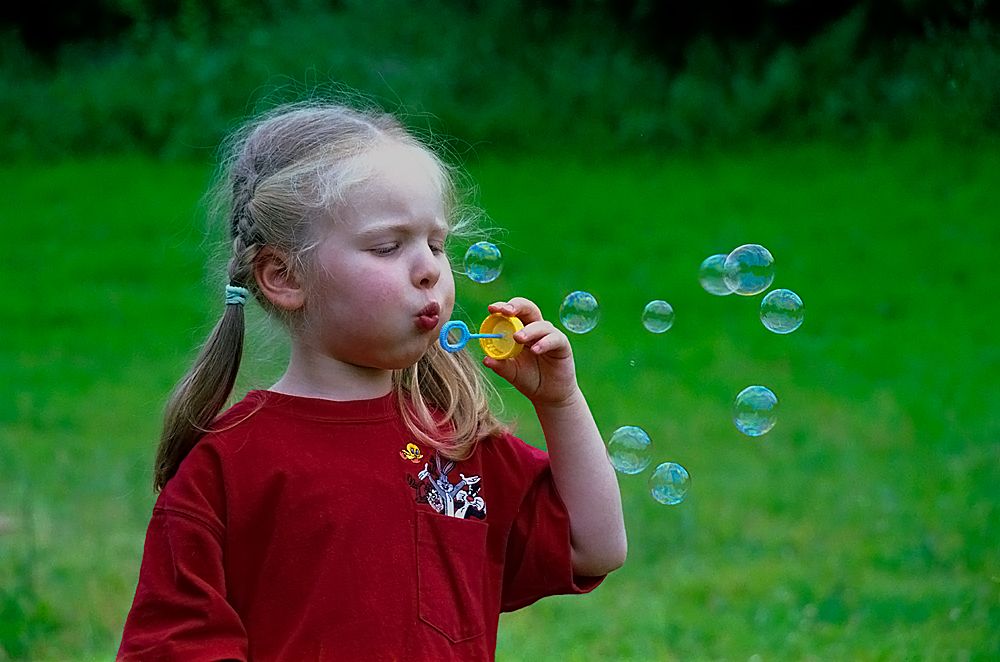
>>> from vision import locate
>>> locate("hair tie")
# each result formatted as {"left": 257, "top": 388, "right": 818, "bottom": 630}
{"left": 225, "top": 285, "right": 250, "bottom": 306}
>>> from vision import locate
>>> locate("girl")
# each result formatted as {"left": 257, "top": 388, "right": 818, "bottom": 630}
{"left": 118, "top": 102, "right": 626, "bottom": 660}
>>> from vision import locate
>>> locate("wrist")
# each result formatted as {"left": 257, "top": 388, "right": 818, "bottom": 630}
{"left": 533, "top": 387, "right": 586, "bottom": 413}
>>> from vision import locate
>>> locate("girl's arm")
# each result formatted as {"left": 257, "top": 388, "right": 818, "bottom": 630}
{"left": 484, "top": 299, "right": 627, "bottom": 577}
{"left": 119, "top": 508, "right": 248, "bottom": 659}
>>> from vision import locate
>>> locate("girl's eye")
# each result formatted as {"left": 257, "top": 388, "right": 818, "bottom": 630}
{"left": 371, "top": 243, "right": 399, "bottom": 255}
{"left": 429, "top": 242, "right": 445, "bottom": 255}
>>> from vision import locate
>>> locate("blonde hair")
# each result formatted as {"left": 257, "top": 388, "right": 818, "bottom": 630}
{"left": 154, "top": 101, "right": 504, "bottom": 491}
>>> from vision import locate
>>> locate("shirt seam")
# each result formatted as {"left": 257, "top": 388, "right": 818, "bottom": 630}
{"left": 154, "top": 506, "right": 225, "bottom": 543}
{"left": 254, "top": 405, "right": 397, "bottom": 424}
{"left": 252, "top": 391, "right": 397, "bottom": 423}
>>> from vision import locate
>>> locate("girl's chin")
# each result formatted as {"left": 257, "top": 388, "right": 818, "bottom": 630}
{"left": 370, "top": 342, "right": 438, "bottom": 371}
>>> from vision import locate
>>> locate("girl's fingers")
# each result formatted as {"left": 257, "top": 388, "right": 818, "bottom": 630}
{"left": 526, "top": 334, "right": 561, "bottom": 356}
{"left": 515, "top": 321, "right": 570, "bottom": 355}
{"left": 487, "top": 297, "right": 543, "bottom": 324}
{"left": 513, "top": 320, "right": 555, "bottom": 343}
{"left": 487, "top": 298, "right": 571, "bottom": 355}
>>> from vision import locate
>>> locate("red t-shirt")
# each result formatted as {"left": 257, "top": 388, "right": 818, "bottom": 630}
{"left": 118, "top": 391, "right": 603, "bottom": 661}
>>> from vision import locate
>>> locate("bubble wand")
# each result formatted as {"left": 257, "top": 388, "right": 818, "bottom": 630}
{"left": 439, "top": 313, "right": 524, "bottom": 360}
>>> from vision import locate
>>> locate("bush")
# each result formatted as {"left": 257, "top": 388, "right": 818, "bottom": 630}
{"left": 1, "top": 1, "right": 997, "bottom": 160}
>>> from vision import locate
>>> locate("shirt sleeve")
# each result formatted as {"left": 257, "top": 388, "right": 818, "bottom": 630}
{"left": 118, "top": 444, "right": 248, "bottom": 661}
{"left": 499, "top": 435, "right": 605, "bottom": 612}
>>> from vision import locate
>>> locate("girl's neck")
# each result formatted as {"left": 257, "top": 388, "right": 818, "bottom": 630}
{"left": 270, "top": 344, "right": 393, "bottom": 402}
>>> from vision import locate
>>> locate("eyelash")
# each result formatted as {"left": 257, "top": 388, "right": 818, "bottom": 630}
{"left": 370, "top": 241, "right": 447, "bottom": 256}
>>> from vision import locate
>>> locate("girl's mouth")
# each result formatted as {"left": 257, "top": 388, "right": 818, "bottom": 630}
{"left": 415, "top": 302, "right": 441, "bottom": 331}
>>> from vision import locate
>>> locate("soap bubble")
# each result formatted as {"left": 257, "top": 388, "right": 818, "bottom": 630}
{"left": 723, "top": 244, "right": 775, "bottom": 295}
{"left": 733, "top": 385, "right": 778, "bottom": 437}
{"left": 607, "top": 426, "right": 652, "bottom": 475}
{"left": 698, "top": 254, "right": 733, "bottom": 296}
{"left": 463, "top": 241, "right": 502, "bottom": 283}
{"left": 649, "top": 462, "right": 690, "bottom": 505}
{"left": 559, "top": 291, "right": 600, "bottom": 334}
{"left": 760, "top": 288, "right": 804, "bottom": 334}
{"left": 642, "top": 300, "right": 674, "bottom": 333}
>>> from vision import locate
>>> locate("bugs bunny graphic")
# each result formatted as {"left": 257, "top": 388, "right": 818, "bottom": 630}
{"left": 417, "top": 454, "right": 486, "bottom": 519}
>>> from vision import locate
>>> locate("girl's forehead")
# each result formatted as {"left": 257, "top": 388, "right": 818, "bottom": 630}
{"left": 327, "top": 143, "right": 448, "bottom": 232}
{"left": 361, "top": 142, "right": 445, "bottom": 193}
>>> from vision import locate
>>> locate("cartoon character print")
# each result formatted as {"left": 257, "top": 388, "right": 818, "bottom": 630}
{"left": 399, "top": 443, "right": 423, "bottom": 463}
{"left": 406, "top": 452, "right": 486, "bottom": 520}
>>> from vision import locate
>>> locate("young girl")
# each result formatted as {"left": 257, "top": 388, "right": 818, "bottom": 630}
{"left": 118, "top": 102, "right": 626, "bottom": 660}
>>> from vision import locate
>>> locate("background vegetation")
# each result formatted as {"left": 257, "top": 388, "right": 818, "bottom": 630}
{"left": 2, "top": 0, "right": 998, "bottom": 159}
{"left": 1, "top": 0, "right": 998, "bottom": 659}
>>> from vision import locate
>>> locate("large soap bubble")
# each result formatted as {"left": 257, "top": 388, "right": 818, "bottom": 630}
{"left": 559, "top": 291, "right": 600, "bottom": 334}
{"left": 723, "top": 244, "right": 775, "bottom": 296}
{"left": 463, "top": 241, "right": 503, "bottom": 283}
{"left": 649, "top": 462, "right": 690, "bottom": 505}
{"left": 606, "top": 425, "right": 652, "bottom": 475}
{"left": 698, "top": 254, "right": 734, "bottom": 296}
{"left": 760, "top": 288, "right": 804, "bottom": 334}
{"left": 733, "top": 385, "right": 779, "bottom": 436}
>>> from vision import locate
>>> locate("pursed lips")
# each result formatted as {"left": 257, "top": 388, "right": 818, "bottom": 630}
{"left": 415, "top": 302, "right": 441, "bottom": 331}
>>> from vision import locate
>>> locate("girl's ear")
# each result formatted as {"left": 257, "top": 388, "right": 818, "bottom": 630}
{"left": 255, "top": 246, "right": 305, "bottom": 311}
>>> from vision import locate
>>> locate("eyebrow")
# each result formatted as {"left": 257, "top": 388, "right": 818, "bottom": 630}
{"left": 356, "top": 220, "right": 449, "bottom": 238}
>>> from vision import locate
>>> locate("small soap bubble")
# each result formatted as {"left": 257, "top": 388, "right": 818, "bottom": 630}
{"left": 734, "top": 385, "right": 779, "bottom": 437}
{"left": 760, "top": 288, "right": 804, "bottom": 334}
{"left": 607, "top": 426, "right": 652, "bottom": 475}
{"left": 642, "top": 300, "right": 674, "bottom": 333}
{"left": 698, "top": 254, "right": 734, "bottom": 296}
{"left": 463, "top": 241, "right": 503, "bottom": 283}
{"left": 724, "top": 244, "right": 775, "bottom": 296}
{"left": 559, "top": 291, "right": 600, "bottom": 334}
{"left": 649, "top": 462, "right": 690, "bottom": 505}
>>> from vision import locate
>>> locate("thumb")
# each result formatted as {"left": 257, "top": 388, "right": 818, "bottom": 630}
{"left": 483, "top": 356, "right": 517, "bottom": 383}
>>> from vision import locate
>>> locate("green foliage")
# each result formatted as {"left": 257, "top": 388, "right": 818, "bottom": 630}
{"left": 0, "top": 499, "right": 61, "bottom": 659}
{"left": 0, "top": 574, "right": 61, "bottom": 659}
{"left": 2, "top": 140, "right": 998, "bottom": 658}
{"left": 0, "top": 588, "right": 60, "bottom": 660}
{"left": 1, "top": 1, "right": 997, "bottom": 160}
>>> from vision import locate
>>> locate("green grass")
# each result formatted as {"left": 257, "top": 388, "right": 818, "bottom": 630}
{"left": 2, "top": 139, "right": 998, "bottom": 659}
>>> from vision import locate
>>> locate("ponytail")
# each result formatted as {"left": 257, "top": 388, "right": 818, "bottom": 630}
{"left": 153, "top": 294, "right": 246, "bottom": 491}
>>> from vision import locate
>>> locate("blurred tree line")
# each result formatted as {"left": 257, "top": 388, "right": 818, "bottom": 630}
{"left": 1, "top": 0, "right": 997, "bottom": 159}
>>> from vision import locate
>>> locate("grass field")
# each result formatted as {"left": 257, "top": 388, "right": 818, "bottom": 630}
{"left": 1, "top": 138, "right": 997, "bottom": 659}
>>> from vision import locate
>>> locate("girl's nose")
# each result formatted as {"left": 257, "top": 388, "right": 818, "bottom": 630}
{"left": 413, "top": 246, "right": 442, "bottom": 288}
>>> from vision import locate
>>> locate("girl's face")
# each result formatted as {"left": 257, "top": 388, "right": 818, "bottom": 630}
{"left": 298, "top": 142, "right": 456, "bottom": 371}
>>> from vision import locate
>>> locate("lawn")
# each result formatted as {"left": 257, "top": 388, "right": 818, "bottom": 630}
{"left": 1, "top": 137, "right": 997, "bottom": 659}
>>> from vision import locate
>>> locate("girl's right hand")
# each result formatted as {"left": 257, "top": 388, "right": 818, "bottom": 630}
{"left": 482, "top": 298, "right": 583, "bottom": 409}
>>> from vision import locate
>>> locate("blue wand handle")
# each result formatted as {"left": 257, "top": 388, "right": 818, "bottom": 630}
{"left": 439, "top": 320, "right": 503, "bottom": 353}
